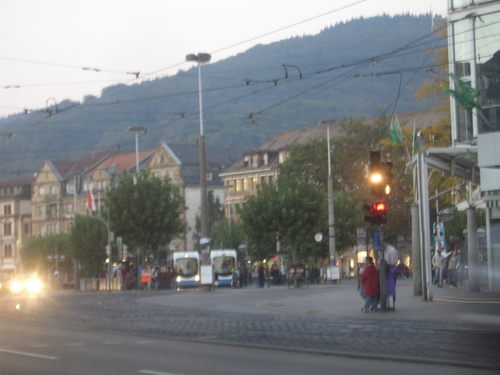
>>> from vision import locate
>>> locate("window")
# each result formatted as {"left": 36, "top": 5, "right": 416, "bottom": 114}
{"left": 40, "top": 225, "right": 45, "bottom": 236}
{"left": 67, "top": 203, "right": 73, "bottom": 213}
{"left": 67, "top": 183, "right": 74, "bottom": 194}
{"left": 4, "top": 222, "right": 12, "bottom": 236}
{"left": 39, "top": 206, "right": 46, "bottom": 217}
{"left": 50, "top": 185, "right": 56, "bottom": 195}
{"left": 38, "top": 186, "right": 45, "bottom": 195}
{"left": 235, "top": 180, "right": 241, "bottom": 192}
{"left": 261, "top": 176, "right": 266, "bottom": 185}
{"left": 4, "top": 205, "right": 11, "bottom": 215}
{"left": 242, "top": 178, "right": 248, "bottom": 191}
{"left": 268, "top": 175, "right": 274, "bottom": 184}
{"left": 206, "top": 172, "right": 213, "bottom": 181}
{"left": 252, "top": 177, "right": 258, "bottom": 190}
{"left": 24, "top": 222, "right": 30, "bottom": 235}
{"left": 4, "top": 244, "right": 12, "bottom": 258}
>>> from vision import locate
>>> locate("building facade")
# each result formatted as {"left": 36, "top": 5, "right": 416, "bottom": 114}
{"left": 447, "top": 0, "right": 500, "bottom": 288}
{"left": 0, "top": 179, "right": 32, "bottom": 275}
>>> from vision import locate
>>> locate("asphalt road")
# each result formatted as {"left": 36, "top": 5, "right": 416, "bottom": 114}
{"left": 0, "top": 279, "right": 499, "bottom": 373}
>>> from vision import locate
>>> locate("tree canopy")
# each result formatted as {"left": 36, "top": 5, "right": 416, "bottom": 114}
{"left": 239, "top": 171, "right": 327, "bottom": 264}
{"left": 103, "top": 170, "right": 187, "bottom": 257}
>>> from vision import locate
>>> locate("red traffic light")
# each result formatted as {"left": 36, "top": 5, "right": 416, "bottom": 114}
{"left": 363, "top": 201, "right": 387, "bottom": 225}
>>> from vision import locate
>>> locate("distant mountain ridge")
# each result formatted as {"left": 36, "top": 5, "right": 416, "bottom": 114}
{"left": 0, "top": 14, "right": 444, "bottom": 181}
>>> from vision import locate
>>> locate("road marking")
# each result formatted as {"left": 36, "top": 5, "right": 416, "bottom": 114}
{"left": 0, "top": 348, "right": 59, "bottom": 360}
{"left": 135, "top": 340, "right": 154, "bottom": 344}
{"left": 138, "top": 370, "right": 184, "bottom": 375}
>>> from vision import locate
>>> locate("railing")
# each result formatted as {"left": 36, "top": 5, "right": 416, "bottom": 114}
{"left": 80, "top": 278, "right": 119, "bottom": 291}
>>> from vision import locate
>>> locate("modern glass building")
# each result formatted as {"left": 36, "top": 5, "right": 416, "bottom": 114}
{"left": 447, "top": 0, "right": 500, "bottom": 289}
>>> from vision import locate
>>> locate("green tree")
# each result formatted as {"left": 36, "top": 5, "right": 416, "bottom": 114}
{"left": 239, "top": 171, "right": 327, "bottom": 266}
{"left": 210, "top": 219, "right": 246, "bottom": 252}
{"left": 103, "top": 170, "right": 187, "bottom": 258}
{"left": 69, "top": 214, "right": 108, "bottom": 278}
{"left": 22, "top": 233, "right": 71, "bottom": 274}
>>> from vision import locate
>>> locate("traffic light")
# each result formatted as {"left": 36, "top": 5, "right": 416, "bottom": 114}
{"left": 368, "top": 151, "right": 393, "bottom": 197}
{"left": 364, "top": 201, "right": 387, "bottom": 225}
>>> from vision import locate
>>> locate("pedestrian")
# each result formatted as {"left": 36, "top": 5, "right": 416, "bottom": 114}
{"left": 171, "top": 267, "right": 178, "bottom": 290}
{"left": 258, "top": 263, "right": 265, "bottom": 288}
{"left": 120, "top": 264, "right": 127, "bottom": 291}
{"left": 384, "top": 240, "right": 399, "bottom": 309}
{"left": 361, "top": 256, "right": 379, "bottom": 312}
{"left": 152, "top": 266, "right": 160, "bottom": 291}
{"left": 358, "top": 262, "right": 366, "bottom": 307}
{"left": 448, "top": 249, "right": 460, "bottom": 289}
{"left": 432, "top": 249, "right": 445, "bottom": 287}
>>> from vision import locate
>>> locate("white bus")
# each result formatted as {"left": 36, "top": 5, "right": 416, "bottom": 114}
{"left": 171, "top": 251, "right": 200, "bottom": 288}
{"left": 210, "top": 249, "right": 237, "bottom": 287}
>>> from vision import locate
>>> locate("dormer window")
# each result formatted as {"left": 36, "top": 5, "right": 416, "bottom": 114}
{"left": 263, "top": 153, "right": 268, "bottom": 165}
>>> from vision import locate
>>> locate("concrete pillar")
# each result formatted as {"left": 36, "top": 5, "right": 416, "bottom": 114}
{"left": 412, "top": 203, "right": 422, "bottom": 295}
{"left": 467, "top": 207, "right": 480, "bottom": 292}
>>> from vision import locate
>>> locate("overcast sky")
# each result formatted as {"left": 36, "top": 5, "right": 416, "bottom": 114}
{"left": 0, "top": 0, "right": 448, "bottom": 118}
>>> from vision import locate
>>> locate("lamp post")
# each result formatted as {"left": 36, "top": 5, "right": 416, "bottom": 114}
{"left": 127, "top": 126, "right": 147, "bottom": 173}
{"left": 47, "top": 247, "right": 65, "bottom": 289}
{"left": 186, "top": 53, "right": 211, "bottom": 242}
{"left": 324, "top": 122, "right": 336, "bottom": 266}
{"left": 224, "top": 184, "right": 234, "bottom": 228}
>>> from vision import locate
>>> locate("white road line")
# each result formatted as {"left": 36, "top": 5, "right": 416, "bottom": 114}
{"left": 138, "top": 370, "right": 184, "bottom": 375}
{"left": 0, "top": 348, "right": 59, "bottom": 360}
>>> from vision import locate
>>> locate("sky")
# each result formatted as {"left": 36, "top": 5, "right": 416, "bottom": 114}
{"left": 0, "top": 0, "right": 448, "bottom": 118}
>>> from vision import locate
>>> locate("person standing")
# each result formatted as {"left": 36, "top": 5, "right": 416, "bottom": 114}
{"left": 432, "top": 249, "right": 445, "bottom": 287}
{"left": 384, "top": 240, "right": 399, "bottom": 310}
{"left": 448, "top": 249, "right": 460, "bottom": 289}
{"left": 361, "top": 256, "right": 379, "bottom": 312}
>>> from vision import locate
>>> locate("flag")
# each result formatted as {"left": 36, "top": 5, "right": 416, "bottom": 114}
{"left": 444, "top": 75, "right": 481, "bottom": 110}
{"left": 87, "top": 187, "right": 96, "bottom": 211}
{"left": 390, "top": 118, "right": 403, "bottom": 146}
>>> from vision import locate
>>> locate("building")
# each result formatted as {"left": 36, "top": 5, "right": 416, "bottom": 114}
{"left": 0, "top": 178, "right": 33, "bottom": 275}
{"left": 30, "top": 150, "right": 148, "bottom": 237}
{"left": 219, "top": 122, "right": 335, "bottom": 218}
{"left": 146, "top": 142, "right": 239, "bottom": 251}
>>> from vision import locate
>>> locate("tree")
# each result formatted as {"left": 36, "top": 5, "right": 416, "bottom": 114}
{"left": 239, "top": 171, "right": 327, "bottom": 267}
{"left": 210, "top": 219, "right": 246, "bottom": 253}
{"left": 103, "top": 170, "right": 187, "bottom": 258}
{"left": 69, "top": 215, "right": 108, "bottom": 278}
{"left": 22, "top": 233, "right": 71, "bottom": 274}
{"left": 194, "top": 194, "right": 225, "bottom": 248}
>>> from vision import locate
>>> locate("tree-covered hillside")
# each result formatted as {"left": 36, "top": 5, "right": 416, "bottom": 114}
{"left": 0, "top": 14, "right": 445, "bottom": 180}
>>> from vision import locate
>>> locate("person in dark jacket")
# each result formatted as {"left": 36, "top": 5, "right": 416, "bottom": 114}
{"left": 361, "top": 256, "right": 379, "bottom": 312}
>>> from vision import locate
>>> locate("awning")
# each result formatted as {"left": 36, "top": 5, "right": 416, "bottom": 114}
{"left": 425, "top": 146, "right": 479, "bottom": 182}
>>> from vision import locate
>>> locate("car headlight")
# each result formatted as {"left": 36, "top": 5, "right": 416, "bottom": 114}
{"left": 176, "top": 276, "right": 181, "bottom": 282}
{"left": 10, "top": 280, "right": 23, "bottom": 294}
{"left": 195, "top": 275, "right": 200, "bottom": 282}
{"left": 26, "top": 278, "right": 42, "bottom": 293}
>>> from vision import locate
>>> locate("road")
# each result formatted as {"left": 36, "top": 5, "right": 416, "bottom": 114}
{"left": 0, "top": 279, "right": 499, "bottom": 374}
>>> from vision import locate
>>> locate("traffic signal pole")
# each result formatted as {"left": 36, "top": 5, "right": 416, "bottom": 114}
{"left": 378, "top": 227, "right": 387, "bottom": 311}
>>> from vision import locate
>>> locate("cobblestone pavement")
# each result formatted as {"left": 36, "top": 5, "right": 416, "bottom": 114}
{"left": 0, "top": 279, "right": 499, "bottom": 370}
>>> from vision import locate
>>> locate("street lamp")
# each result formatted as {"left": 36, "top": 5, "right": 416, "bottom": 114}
{"left": 321, "top": 121, "right": 336, "bottom": 265}
{"left": 47, "top": 247, "right": 65, "bottom": 289}
{"left": 127, "top": 126, "right": 147, "bottom": 173}
{"left": 186, "top": 53, "right": 211, "bottom": 242}
{"left": 224, "top": 184, "right": 234, "bottom": 227}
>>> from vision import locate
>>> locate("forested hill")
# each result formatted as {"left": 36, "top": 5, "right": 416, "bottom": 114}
{"left": 0, "top": 14, "right": 445, "bottom": 181}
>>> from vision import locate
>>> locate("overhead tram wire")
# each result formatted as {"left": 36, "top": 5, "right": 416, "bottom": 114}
{"left": 2, "top": 13, "right": 453, "bottom": 156}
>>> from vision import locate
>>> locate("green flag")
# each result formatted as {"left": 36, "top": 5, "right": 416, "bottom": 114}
{"left": 390, "top": 119, "right": 403, "bottom": 146}
{"left": 444, "top": 76, "right": 481, "bottom": 110}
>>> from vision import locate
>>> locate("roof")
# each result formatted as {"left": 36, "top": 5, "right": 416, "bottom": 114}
{"left": 84, "top": 150, "right": 153, "bottom": 177}
{"left": 48, "top": 150, "right": 117, "bottom": 180}
{"left": 257, "top": 121, "right": 336, "bottom": 152}
{"left": 165, "top": 143, "right": 240, "bottom": 168}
